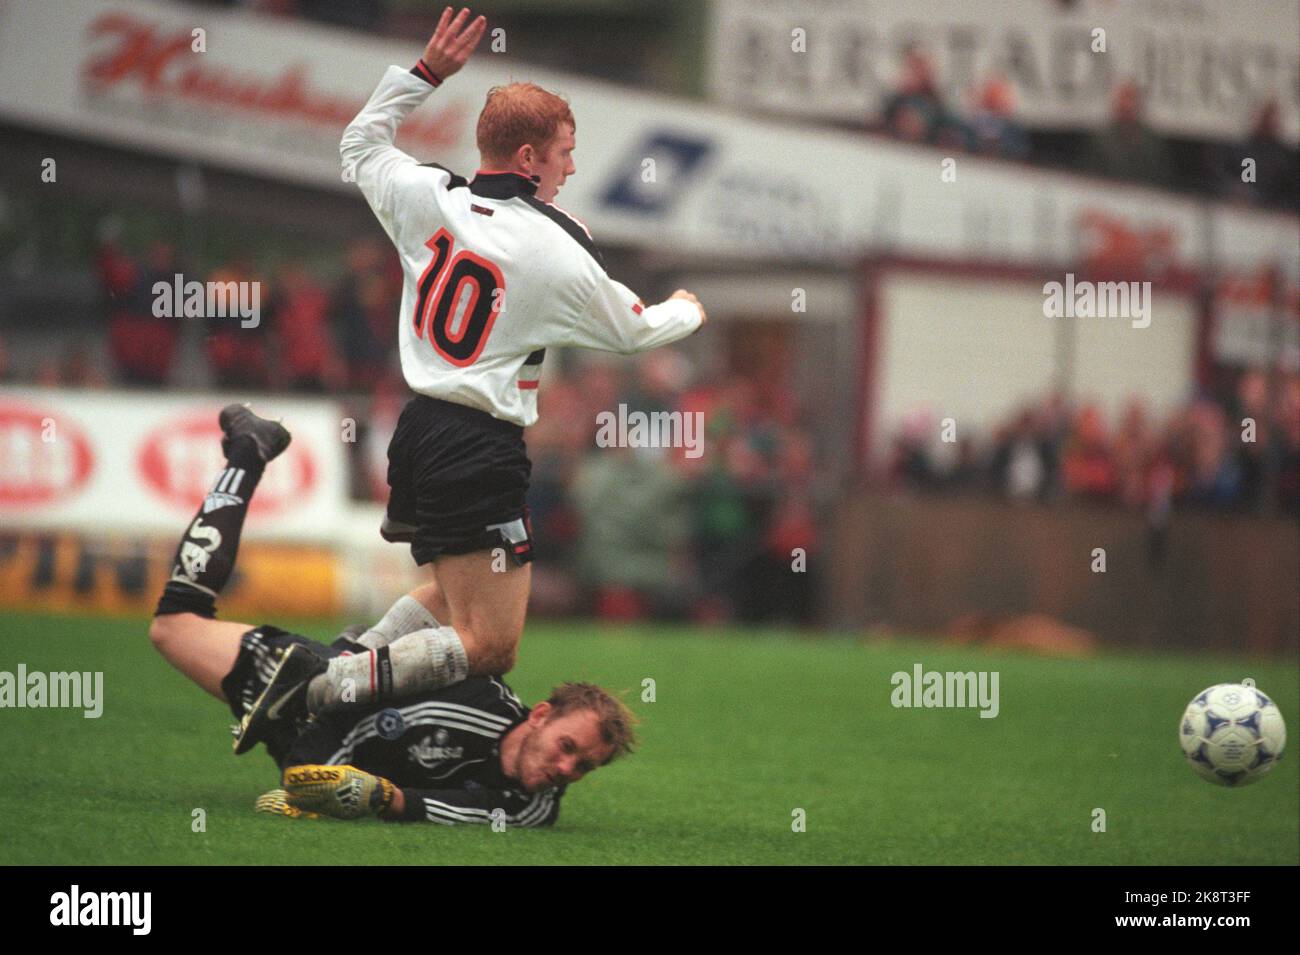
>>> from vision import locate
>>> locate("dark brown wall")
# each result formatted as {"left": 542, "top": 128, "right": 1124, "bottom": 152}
{"left": 827, "top": 491, "right": 1300, "bottom": 657}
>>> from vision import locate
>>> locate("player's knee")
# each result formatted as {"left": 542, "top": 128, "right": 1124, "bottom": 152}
{"left": 149, "top": 613, "right": 196, "bottom": 655}
{"left": 148, "top": 615, "right": 176, "bottom": 653}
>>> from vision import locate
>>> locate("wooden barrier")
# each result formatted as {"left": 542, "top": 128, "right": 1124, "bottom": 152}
{"left": 826, "top": 490, "right": 1299, "bottom": 657}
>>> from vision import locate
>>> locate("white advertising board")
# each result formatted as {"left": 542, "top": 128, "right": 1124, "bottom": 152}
{"left": 0, "top": 388, "right": 349, "bottom": 542}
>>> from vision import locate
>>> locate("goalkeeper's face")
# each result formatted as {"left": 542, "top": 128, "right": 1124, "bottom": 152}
{"left": 516, "top": 704, "right": 614, "bottom": 792}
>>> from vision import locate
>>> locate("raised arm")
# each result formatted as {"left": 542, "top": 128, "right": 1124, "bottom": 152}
{"left": 339, "top": 7, "right": 486, "bottom": 241}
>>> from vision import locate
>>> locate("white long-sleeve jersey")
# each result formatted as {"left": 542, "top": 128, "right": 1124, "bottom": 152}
{"left": 340, "top": 65, "right": 704, "bottom": 427}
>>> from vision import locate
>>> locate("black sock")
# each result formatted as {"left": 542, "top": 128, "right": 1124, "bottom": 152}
{"left": 153, "top": 435, "right": 265, "bottom": 619}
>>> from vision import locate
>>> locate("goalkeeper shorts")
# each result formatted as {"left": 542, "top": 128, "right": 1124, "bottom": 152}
{"left": 220, "top": 625, "right": 349, "bottom": 767}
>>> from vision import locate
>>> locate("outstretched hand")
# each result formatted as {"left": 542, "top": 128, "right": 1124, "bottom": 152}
{"left": 670, "top": 289, "right": 707, "bottom": 327}
{"left": 421, "top": 6, "right": 487, "bottom": 82}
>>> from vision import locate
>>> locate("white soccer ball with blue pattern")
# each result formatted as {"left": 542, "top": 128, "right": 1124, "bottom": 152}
{"left": 1179, "top": 684, "right": 1286, "bottom": 787}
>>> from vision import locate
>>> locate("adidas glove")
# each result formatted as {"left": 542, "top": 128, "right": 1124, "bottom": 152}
{"left": 282, "top": 765, "right": 396, "bottom": 820}
{"left": 255, "top": 789, "right": 321, "bottom": 820}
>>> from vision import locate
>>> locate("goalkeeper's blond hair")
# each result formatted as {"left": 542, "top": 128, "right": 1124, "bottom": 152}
{"left": 545, "top": 682, "right": 637, "bottom": 763}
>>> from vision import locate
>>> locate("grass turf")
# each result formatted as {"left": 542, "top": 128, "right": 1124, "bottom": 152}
{"left": 0, "top": 610, "right": 1296, "bottom": 865}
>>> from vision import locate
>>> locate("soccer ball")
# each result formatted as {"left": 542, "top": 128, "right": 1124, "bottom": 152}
{"left": 1179, "top": 684, "right": 1286, "bottom": 787}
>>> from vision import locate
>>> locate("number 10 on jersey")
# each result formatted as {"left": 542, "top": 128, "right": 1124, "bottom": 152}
{"left": 412, "top": 228, "right": 506, "bottom": 367}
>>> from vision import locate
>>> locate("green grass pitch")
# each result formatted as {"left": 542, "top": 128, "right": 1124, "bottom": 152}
{"left": 1, "top": 610, "right": 1296, "bottom": 865}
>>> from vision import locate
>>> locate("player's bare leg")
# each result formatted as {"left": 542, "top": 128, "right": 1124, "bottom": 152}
{"left": 303, "top": 551, "right": 529, "bottom": 713}
{"left": 430, "top": 550, "right": 529, "bottom": 674}
{"left": 149, "top": 613, "right": 254, "bottom": 701}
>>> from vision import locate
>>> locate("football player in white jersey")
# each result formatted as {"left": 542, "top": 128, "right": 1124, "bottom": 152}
{"left": 236, "top": 7, "right": 706, "bottom": 751}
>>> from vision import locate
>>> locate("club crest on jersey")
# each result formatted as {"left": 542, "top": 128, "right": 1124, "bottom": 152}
{"left": 408, "top": 729, "right": 463, "bottom": 769}
{"left": 376, "top": 708, "right": 405, "bottom": 740}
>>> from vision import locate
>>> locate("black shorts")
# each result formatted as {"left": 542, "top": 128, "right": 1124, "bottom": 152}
{"left": 219, "top": 625, "right": 353, "bottom": 770}
{"left": 382, "top": 395, "right": 534, "bottom": 566}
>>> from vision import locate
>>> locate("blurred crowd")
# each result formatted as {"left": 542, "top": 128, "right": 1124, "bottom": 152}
{"left": 888, "top": 370, "right": 1300, "bottom": 517}
{"left": 87, "top": 234, "right": 402, "bottom": 394}
{"left": 878, "top": 45, "right": 1297, "bottom": 209}
{"left": 357, "top": 351, "right": 824, "bottom": 626}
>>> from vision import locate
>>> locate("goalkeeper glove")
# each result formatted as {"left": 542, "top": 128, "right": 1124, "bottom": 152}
{"left": 255, "top": 789, "right": 321, "bottom": 820}
{"left": 282, "top": 765, "right": 396, "bottom": 820}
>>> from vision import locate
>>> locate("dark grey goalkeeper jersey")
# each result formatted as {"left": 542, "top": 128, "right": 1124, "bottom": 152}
{"left": 283, "top": 663, "right": 561, "bottom": 828}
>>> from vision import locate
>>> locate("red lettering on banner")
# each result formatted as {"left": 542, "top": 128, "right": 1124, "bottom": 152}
{"left": 1078, "top": 210, "right": 1180, "bottom": 279}
{"left": 82, "top": 12, "right": 464, "bottom": 149}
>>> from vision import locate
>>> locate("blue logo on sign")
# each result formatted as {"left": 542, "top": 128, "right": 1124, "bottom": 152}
{"left": 600, "top": 133, "right": 713, "bottom": 215}
{"left": 376, "top": 708, "right": 405, "bottom": 740}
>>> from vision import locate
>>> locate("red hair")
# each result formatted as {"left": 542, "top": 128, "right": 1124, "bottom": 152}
{"left": 476, "top": 82, "right": 574, "bottom": 167}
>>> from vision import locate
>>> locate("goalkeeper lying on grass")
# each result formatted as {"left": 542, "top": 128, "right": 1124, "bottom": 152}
{"left": 148, "top": 404, "right": 635, "bottom": 826}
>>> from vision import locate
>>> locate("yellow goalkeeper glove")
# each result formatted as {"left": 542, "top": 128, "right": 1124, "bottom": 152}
{"left": 282, "top": 765, "right": 396, "bottom": 820}
{"left": 255, "top": 789, "right": 321, "bottom": 820}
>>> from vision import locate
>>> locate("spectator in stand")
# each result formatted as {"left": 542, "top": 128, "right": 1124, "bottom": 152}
{"left": 1231, "top": 369, "right": 1271, "bottom": 509}
{"left": 1182, "top": 398, "right": 1239, "bottom": 507}
{"left": 999, "top": 407, "right": 1049, "bottom": 501}
{"left": 524, "top": 368, "right": 585, "bottom": 570}
{"left": 100, "top": 238, "right": 180, "bottom": 388}
{"left": 1058, "top": 404, "right": 1117, "bottom": 500}
{"left": 746, "top": 431, "right": 819, "bottom": 625}
{"left": 1274, "top": 374, "right": 1300, "bottom": 513}
{"left": 1112, "top": 398, "right": 1155, "bottom": 510}
{"left": 1216, "top": 99, "right": 1299, "bottom": 211}
{"left": 205, "top": 257, "right": 271, "bottom": 390}
{"left": 1082, "top": 80, "right": 1175, "bottom": 189}
{"left": 967, "top": 74, "right": 1030, "bottom": 161}
{"left": 882, "top": 45, "right": 950, "bottom": 146}
{"left": 571, "top": 442, "right": 693, "bottom": 621}
{"left": 272, "top": 261, "right": 339, "bottom": 393}
{"left": 331, "top": 238, "right": 395, "bottom": 389}
{"left": 891, "top": 408, "right": 936, "bottom": 487}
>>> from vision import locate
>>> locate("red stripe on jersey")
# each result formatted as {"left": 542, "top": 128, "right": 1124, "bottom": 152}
{"left": 632, "top": 302, "right": 643, "bottom": 315}
{"left": 368, "top": 651, "right": 376, "bottom": 696}
{"left": 518, "top": 380, "right": 539, "bottom": 390}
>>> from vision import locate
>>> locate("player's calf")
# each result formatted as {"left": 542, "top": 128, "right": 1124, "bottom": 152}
{"left": 304, "top": 624, "right": 471, "bottom": 713}
{"left": 149, "top": 404, "right": 293, "bottom": 701}
{"left": 153, "top": 403, "right": 290, "bottom": 621}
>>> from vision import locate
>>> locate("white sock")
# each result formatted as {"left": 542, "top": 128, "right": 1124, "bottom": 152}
{"left": 309, "top": 625, "right": 469, "bottom": 712}
{"left": 354, "top": 595, "right": 439, "bottom": 650}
